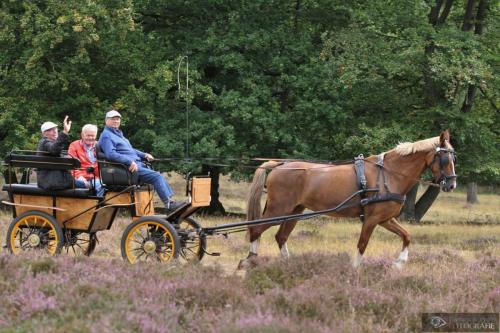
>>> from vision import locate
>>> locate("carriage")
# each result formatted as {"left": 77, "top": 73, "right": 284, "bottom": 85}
{"left": 1, "top": 150, "right": 211, "bottom": 263}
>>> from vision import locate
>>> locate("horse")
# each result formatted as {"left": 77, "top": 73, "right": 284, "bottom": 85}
{"left": 238, "top": 130, "right": 457, "bottom": 269}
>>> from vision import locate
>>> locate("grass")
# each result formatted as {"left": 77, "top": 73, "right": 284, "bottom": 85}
{"left": 0, "top": 174, "right": 498, "bottom": 332}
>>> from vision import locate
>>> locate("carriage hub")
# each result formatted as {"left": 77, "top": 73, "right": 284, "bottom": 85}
{"left": 143, "top": 240, "right": 157, "bottom": 253}
{"left": 28, "top": 234, "right": 41, "bottom": 247}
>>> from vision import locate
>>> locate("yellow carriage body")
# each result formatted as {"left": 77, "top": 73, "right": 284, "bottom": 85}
{"left": 4, "top": 184, "right": 155, "bottom": 233}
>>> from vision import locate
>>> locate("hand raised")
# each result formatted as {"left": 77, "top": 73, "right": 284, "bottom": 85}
{"left": 63, "top": 116, "right": 72, "bottom": 134}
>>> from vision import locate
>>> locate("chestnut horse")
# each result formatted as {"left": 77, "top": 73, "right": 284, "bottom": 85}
{"left": 239, "top": 130, "right": 457, "bottom": 268}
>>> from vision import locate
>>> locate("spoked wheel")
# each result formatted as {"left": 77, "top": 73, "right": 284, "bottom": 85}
{"left": 6, "top": 211, "right": 63, "bottom": 256}
{"left": 175, "top": 217, "right": 206, "bottom": 262}
{"left": 121, "top": 217, "right": 180, "bottom": 264}
{"left": 63, "top": 231, "right": 97, "bottom": 256}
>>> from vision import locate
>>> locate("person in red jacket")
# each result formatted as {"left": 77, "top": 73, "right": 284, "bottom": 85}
{"left": 68, "top": 124, "right": 104, "bottom": 196}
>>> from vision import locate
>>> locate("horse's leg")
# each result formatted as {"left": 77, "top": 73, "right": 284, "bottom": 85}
{"left": 275, "top": 221, "right": 297, "bottom": 259}
{"left": 353, "top": 220, "right": 378, "bottom": 268}
{"left": 275, "top": 207, "right": 304, "bottom": 259}
{"left": 380, "top": 217, "right": 411, "bottom": 268}
{"left": 238, "top": 205, "right": 296, "bottom": 269}
{"left": 246, "top": 223, "right": 274, "bottom": 258}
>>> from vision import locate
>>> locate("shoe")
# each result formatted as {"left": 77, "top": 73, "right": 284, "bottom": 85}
{"left": 165, "top": 200, "right": 186, "bottom": 213}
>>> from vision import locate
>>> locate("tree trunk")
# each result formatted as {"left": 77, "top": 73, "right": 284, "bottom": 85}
{"left": 461, "top": 84, "right": 477, "bottom": 113}
{"left": 400, "top": 183, "right": 419, "bottom": 222}
{"left": 438, "top": 0, "right": 454, "bottom": 24}
{"left": 424, "top": 0, "right": 455, "bottom": 107}
{"left": 199, "top": 164, "right": 226, "bottom": 215}
{"left": 462, "top": 0, "right": 478, "bottom": 31}
{"left": 415, "top": 185, "right": 441, "bottom": 222}
{"left": 460, "top": 0, "right": 488, "bottom": 113}
{"left": 474, "top": 0, "right": 488, "bottom": 34}
{"left": 467, "top": 182, "right": 479, "bottom": 204}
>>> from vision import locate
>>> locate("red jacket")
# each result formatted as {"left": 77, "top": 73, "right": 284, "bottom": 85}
{"left": 68, "top": 140, "right": 100, "bottom": 180}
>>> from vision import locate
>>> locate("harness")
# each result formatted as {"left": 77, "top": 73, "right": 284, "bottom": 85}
{"left": 430, "top": 147, "right": 457, "bottom": 187}
{"left": 354, "top": 153, "right": 406, "bottom": 222}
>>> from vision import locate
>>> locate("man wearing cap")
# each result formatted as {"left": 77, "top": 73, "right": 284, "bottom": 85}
{"left": 37, "top": 116, "right": 75, "bottom": 190}
{"left": 98, "top": 110, "right": 182, "bottom": 211}
{"left": 68, "top": 124, "right": 105, "bottom": 196}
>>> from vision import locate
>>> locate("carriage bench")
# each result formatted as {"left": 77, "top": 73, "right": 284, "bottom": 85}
{"left": 2, "top": 184, "right": 93, "bottom": 199}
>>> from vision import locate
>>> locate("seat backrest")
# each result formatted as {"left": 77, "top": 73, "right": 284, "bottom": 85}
{"left": 96, "top": 144, "right": 140, "bottom": 188}
{"left": 4, "top": 152, "right": 81, "bottom": 170}
{"left": 2, "top": 166, "right": 18, "bottom": 184}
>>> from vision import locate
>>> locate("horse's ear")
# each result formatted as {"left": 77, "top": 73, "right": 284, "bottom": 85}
{"left": 440, "top": 130, "right": 450, "bottom": 146}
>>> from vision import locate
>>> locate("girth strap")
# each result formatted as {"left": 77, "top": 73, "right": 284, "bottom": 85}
{"left": 360, "top": 192, "right": 406, "bottom": 206}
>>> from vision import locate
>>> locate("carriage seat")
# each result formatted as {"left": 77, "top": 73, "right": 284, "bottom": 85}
{"left": 96, "top": 144, "right": 140, "bottom": 189}
{"left": 2, "top": 184, "right": 93, "bottom": 198}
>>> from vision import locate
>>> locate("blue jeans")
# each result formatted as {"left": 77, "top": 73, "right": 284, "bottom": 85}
{"left": 75, "top": 178, "right": 105, "bottom": 196}
{"left": 137, "top": 163, "right": 174, "bottom": 203}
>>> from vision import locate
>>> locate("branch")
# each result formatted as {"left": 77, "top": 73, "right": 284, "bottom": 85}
{"left": 478, "top": 86, "right": 499, "bottom": 112}
{"left": 429, "top": 0, "right": 444, "bottom": 26}
{"left": 438, "top": 0, "right": 454, "bottom": 24}
{"left": 294, "top": 0, "right": 301, "bottom": 32}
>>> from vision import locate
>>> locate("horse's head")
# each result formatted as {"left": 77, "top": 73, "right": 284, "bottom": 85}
{"left": 427, "top": 130, "right": 457, "bottom": 192}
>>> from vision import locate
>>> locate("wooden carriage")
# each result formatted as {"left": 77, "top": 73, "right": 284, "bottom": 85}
{"left": 1, "top": 151, "right": 211, "bottom": 262}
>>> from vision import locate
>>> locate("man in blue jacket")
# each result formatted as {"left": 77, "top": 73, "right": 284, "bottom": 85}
{"left": 98, "top": 110, "right": 183, "bottom": 212}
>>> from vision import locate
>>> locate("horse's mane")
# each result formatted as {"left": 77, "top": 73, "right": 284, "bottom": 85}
{"left": 393, "top": 136, "right": 440, "bottom": 156}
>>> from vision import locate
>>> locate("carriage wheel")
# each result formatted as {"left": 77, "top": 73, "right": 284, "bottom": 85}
{"left": 121, "top": 217, "right": 180, "bottom": 264}
{"left": 175, "top": 217, "right": 206, "bottom": 262}
{"left": 63, "top": 231, "right": 97, "bottom": 257}
{"left": 6, "top": 211, "right": 63, "bottom": 256}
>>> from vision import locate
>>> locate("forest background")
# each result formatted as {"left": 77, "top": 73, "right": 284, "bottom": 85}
{"left": 1, "top": 0, "right": 498, "bottom": 199}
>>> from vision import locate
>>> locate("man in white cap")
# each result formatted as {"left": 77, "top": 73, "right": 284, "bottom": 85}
{"left": 37, "top": 116, "right": 76, "bottom": 190}
{"left": 98, "top": 110, "right": 183, "bottom": 211}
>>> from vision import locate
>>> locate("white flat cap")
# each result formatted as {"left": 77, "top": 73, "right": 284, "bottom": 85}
{"left": 41, "top": 121, "right": 58, "bottom": 132}
{"left": 106, "top": 110, "right": 122, "bottom": 118}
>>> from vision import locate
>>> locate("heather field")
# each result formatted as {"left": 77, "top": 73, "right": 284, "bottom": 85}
{"left": 0, "top": 176, "right": 499, "bottom": 332}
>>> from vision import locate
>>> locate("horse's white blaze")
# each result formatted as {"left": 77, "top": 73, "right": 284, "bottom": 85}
{"left": 397, "top": 247, "right": 409, "bottom": 262}
{"left": 353, "top": 250, "right": 363, "bottom": 268}
{"left": 280, "top": 243, "right": 289, "bottom": 258}
{"left": 250, "top": 238, "right": 260, "bottom": 255}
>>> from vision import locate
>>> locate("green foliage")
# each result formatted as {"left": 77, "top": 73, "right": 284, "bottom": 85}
{"left": 0, "top": 0, "right": 498, "bottom": 185}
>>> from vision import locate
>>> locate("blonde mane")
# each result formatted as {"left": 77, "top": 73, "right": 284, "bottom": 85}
{"left": 394, "top": 136, "right": 440, "bottom": 156}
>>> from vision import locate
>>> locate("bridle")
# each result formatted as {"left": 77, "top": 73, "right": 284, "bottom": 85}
{"left": 430, "top": 146, "right": 457, "bottom": 187}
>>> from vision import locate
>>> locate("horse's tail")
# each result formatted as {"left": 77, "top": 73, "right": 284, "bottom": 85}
{"left": 246, "top": 160, "right": 282, "bottom": 221}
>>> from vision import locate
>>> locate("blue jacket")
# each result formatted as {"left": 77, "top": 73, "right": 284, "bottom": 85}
{"left": 98, "top": 127, "right": 145, "bottom": 166}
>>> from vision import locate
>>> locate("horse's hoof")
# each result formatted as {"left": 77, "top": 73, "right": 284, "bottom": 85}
{"left": 237, "top": 259, "right": 248, "bottom": 270}
{"left": 237, "top": 259, "right": 250, "bottom": 270}
{"left": 352, "top": 252, "right": 363, "bottom": 268}
{"left": 392, "top": 260, "right": 404, "bottom": 269}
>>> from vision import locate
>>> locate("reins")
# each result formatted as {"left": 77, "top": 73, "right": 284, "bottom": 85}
{"left": 151, "top": 153, "right": 446, "bottom": 187}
